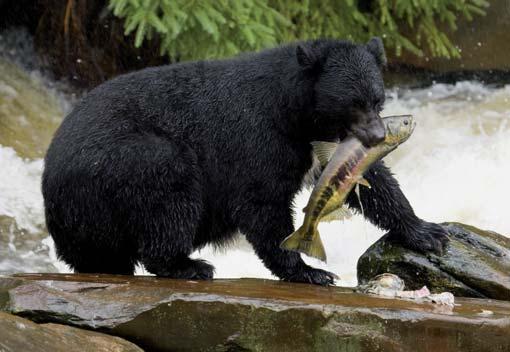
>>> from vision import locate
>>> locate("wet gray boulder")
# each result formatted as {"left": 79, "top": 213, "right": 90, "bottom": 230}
{"left": 1, "top": 273, "right": 510, "bottom": 351}
{"left": 0, "top": 311, "right": 142, "bottom": 352}
{"left": 357, "top": 222, "right": 510, "bottom": 300}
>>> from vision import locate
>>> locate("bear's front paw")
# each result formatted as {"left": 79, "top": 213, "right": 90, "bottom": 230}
{"left": 281, "top": 265, "right": 338, "bottom": 286}
{"left": 388, "top": 221, "right": 449, "bottom": 256}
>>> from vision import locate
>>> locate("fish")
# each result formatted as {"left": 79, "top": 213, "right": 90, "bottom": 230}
{"left": 357, "top": 273, "right": 455, "bottom": 307}
{"left": 280, "top": 115, "right": 416, "bottom": 262}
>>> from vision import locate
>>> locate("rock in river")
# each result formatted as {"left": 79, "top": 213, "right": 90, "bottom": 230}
{"left": 0, "top": 310, "right": 142, "bottom": 352}
{"left": 1, "top": 273, "right": 510, "bottom": 351}
{"left": 358, "top": 222, "right": 510, "bottom": 300}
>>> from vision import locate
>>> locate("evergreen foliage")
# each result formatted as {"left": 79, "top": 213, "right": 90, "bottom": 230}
{"left": 109, "top": 0, "right": 488, "bottom": 61}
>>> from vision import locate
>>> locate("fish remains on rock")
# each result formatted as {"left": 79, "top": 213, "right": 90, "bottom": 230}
{"left": 280, "top": 115, "right": 416, "bottom": 262}
{"left": 357, "top": 273, "right": 455, "bottom": 307}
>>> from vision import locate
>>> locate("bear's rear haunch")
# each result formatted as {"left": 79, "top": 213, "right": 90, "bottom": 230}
{"left": 42, "top": 38, "right": 448, "bottom": 285}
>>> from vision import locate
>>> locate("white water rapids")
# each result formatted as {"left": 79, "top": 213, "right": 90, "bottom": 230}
{"left": 1, "top": 57, "right": 509, "bottom": 285}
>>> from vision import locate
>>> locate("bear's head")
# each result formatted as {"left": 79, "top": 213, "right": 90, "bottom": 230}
{"left": 298, "top": 37, "right": 387, "bottom": 147}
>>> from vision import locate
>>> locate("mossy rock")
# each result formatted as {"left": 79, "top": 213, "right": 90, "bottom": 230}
{"left": 357, "top": 222, "right": 510, "bottom": 300}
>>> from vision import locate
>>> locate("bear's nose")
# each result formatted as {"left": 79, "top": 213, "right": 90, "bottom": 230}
{"left": 365, "top": 119, "right": 386, "bottom": 146}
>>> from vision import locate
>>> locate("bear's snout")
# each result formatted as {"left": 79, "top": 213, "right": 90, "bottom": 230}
{"left": 365, "top": 118, "right": 386, "bottom": 146}
{"left": 351, "top": 117, "right": 386, "bottom": 147}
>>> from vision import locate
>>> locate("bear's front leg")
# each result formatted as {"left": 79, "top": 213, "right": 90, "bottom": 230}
{"left": 346, "top": 160, "right": 449, "bottom": 254}
{"left": 239, "top": 203, "right": 337, "bottom": 286}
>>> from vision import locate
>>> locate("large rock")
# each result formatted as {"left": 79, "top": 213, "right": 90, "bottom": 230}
{"left": 1, "top": 273, "right": 510, "bottom": 351}
{"left": 0, "top": 311, "right": 142, "bottom": 352}
{"left": 358, "top": 222, "right": 510, "bottom": 300}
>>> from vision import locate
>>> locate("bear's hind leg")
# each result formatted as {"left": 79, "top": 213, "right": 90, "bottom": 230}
{"left": 45, "top": 208, "right": 138, "bottom": 275}
{"left": 135, "top": 178, "right": 215, "bottom": 279}
{"left": 138, "top": 201, "right": 215, "bottom": 279}
{"left": 124, "top": 137, "right": 214, "bottom": 280}
{"left": 143, "top": 256, "right": 214, "bottom": 280}
{"left": 71, "top": 249, "right": 137, "bottom": 275}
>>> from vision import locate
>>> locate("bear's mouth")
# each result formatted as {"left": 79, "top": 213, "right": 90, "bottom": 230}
{"left": 348, "top": 123, "right": 386, "bottom": 147}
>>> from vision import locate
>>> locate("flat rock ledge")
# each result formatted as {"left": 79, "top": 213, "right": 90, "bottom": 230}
{"left": 1, "top": 274, "right": 510, "bottom": 351}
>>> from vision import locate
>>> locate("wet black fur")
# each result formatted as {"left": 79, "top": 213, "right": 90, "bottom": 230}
{"left": 42, "top": 38, "right": 447, "bottom": 285}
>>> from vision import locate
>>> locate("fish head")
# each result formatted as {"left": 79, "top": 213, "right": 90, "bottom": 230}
{"left": 382, "top": 115, "right": 416, "bottom": 147}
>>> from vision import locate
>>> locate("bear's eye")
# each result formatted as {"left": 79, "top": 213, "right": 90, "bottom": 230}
{"left": 374, "top": 98, "right": 384, "bottom": 112}
{"left": 352, "top": 99, "right": 365, "bottom": 109}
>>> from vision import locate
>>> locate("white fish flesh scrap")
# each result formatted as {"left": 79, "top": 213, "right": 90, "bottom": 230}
{"left": 358, "top": 273, "right": 455, "bottom": 307}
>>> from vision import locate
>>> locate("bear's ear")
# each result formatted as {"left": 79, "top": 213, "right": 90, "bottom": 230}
{"left": 366, "top": 37, "right": 387, "bottom": 67}
{"left": 296, "top": 44, "right": 319, "bottom": 69}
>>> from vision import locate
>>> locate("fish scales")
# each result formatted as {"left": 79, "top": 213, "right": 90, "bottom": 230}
{"left": 332, "top": 148, "right": 367, "bottom": 187}
{"left": 300, "top": 140, "right": 366, "bottom": 242}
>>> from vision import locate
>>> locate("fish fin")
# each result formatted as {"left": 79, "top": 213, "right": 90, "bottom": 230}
{"left": 357, "top": 177, "right": 371, "bottom": 188}
{"left": 311, "top": 141, "right": 339, "bottom": 166}
{"left": 320, "top": 206, "right": 353, "bottom": 223}
{"left": 280, "top": 226, "right": 327, "bottom": 262}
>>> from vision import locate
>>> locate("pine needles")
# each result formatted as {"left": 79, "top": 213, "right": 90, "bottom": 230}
{"left": 108, "top": 0, "right": 489, "bottom": 61}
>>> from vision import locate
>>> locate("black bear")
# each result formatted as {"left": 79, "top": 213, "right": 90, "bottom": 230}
{"left": 42, "top": 38, "right": 448, "bottom": 285}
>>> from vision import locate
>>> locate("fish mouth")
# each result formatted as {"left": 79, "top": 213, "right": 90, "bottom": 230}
{"left": 408, "top": 119, "right": 417, "bottom": 135}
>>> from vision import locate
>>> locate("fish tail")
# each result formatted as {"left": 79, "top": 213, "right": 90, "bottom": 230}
{"left": 280, "top": 226, "right": 327, "bottom": 262}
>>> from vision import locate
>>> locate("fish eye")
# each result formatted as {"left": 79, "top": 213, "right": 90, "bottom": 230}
{"left": 403, "top": 120, "right": 409, "bottom": 125}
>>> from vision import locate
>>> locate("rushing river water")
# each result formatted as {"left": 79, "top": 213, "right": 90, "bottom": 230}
{"left": 1, "top": 47, "right": 509, "bottom": 285}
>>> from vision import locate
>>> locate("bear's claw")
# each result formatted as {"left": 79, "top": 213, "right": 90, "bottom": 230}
{"left": 281, "top": 265, "right": 338, "bottom": 286}
{"left": 149, "top": 258, "right": 215, "bottom": 280}
{"left": 388, "top": 221, "right": 449, "bottom": 256}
